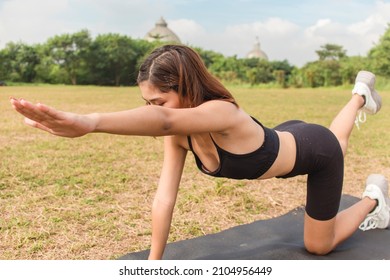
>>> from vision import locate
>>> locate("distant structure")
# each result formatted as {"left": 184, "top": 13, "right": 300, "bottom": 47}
{"left": 246, "top": 37, "right": 268, "bottom": 60}
{"left": 144, "top": 17, "right": 181, "bottom": 43}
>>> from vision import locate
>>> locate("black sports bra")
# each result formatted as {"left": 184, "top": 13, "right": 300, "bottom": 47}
{"left": 187, "top": 117, "right": 280, "bottom": 180}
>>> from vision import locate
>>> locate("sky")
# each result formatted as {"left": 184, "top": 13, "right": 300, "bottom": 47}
{"left": 0, "top": 0, "right": 389, "bottom": 66}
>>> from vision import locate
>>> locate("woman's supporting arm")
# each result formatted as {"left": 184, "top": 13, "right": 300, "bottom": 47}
{"left": 148, "top": 136, "right": 187, "bottom": 260}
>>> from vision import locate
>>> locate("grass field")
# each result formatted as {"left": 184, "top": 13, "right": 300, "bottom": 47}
{"left": 0, "top": 85, "right": 389, "bottom": 260}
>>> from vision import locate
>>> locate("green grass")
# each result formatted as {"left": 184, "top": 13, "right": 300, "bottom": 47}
{"left": 0, "top": 85, "right": 389, "bottom": 259}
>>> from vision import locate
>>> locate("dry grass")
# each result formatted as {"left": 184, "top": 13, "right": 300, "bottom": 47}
{"left": 0, "top": 85, "right": 389, "bottom": 259}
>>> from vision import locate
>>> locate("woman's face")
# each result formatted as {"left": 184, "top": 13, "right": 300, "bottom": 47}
{"left": 139, "top": 81, "right": 181, "bottom": 109}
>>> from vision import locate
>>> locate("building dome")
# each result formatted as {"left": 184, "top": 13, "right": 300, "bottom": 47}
{"left": 144, "top": 17, "right": 181, "bottom": 43}
{"left": 246, "top": 37, "right": 268, "bottom": 60}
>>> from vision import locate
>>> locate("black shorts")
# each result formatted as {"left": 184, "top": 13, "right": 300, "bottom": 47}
{"left": 274, "top": 120, "right": 344, "bottom": 221}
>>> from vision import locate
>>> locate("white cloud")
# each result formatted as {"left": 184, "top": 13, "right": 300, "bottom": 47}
{"left": 0, "top": 0, "right": 389, "bottom": 67}
{"left": 168, "top": 1, "right": 390, "bottom": 66}
{"left": 168, "top": 18, "right": 205, "bottom": 44}
{"left": 346, "top": 1, "right": 390, "bottom": 54}
{"left": 166, "top": 18, "right": 315, "bottom": 65}
{"left": 78, "top": 0, "right": 175, "bottom": 38}
{"left": 0, "top": 0, "right": 70, "bottom": 46}
{"left": 299, "top": 1, "right": 390, "bottom": 60}
{"left": 168, "top": 17, "right": 302, "bottom": 63}
{"left": 262, "top": 17, "right": 301, "bottom": 35}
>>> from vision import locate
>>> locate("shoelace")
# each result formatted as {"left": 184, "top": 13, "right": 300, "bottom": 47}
{"left": 359, "top": 216, "right": 379, "bottom": 231}
{"left": 354, "top": 110, "right": 366, "bottom": 130}
{"left": 359, "top": 203, "right": 390, "bottom": 231}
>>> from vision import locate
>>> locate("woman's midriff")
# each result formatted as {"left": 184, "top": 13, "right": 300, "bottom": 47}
{"left": 258, "top": 131, "right": 296, "bottom": 179}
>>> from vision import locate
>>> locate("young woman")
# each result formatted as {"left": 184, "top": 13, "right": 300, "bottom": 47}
{"left": 10, "top": 45, "right": 389, "bottom": 260}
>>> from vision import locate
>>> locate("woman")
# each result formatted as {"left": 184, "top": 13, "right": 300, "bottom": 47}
{"left": 10, "top": 45, "right": 389, "bottom": 260}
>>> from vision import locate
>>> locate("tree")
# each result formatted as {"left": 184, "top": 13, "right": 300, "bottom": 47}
{"left": 339, "top": 56, "right": 368, "bottom": 85}
{"left": 194, "top": 47, "right": 224, "bottom": 68}
{"left": 301, "top": 61, "right": 325, "bottom": 87}
{"left": 369, "top": 23, "right": 390, "bottom": 78}
{"left": 316, "top": 44, "right": 346, "bottom": 61}
{"left": 47, "top": 29, "right": 92, "bottom": 85}
{"left": 243, "top": 58, "right": 274, "bottom": 85}
{"left": 321, "top": 60, "right": 342, "bottom": 86}
{"left": 296, "top": 44, "right": 348, "bottom": 87}
{"left": 288, "top": 67, "right": 304, "bottom": 88}
{"left": 34, "top": 43, "right": 68, "bottom": 84}
{"left": 270, "top": 60, "right": 294, "bottom": 87}
{"left": 0, "top": 50, "right": 7, "bottom": 81}
{"left": 0, "top": 42, "right": 40, "bottom": 83}
{"left": 0, "top": 45, "right": 13, "bottom": 81}
{"left": 88, "top": 34, "right": 137, "bottom": 86}
{"left": 209, "top": 55, "right": 246, "bottom": 83}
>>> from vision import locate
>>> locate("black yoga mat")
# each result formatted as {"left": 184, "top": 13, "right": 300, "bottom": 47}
{"left": 119, "top": 195, "right": 390, "bottom": 260}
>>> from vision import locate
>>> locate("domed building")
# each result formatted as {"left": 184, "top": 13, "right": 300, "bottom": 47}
{"left": 144, "top": 17, "right": 181, "bottom": 43}
{"left": 246, "top": 37, "right": 268, "bottom": 60}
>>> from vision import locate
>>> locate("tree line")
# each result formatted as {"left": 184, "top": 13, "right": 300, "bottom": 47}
{"left": 1, "top": 24, "right": 389, "bottom": 87}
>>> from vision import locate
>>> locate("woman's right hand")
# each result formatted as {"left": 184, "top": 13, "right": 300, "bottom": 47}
{"left": 10, "top": 97, "right": 98, "bottom": 138}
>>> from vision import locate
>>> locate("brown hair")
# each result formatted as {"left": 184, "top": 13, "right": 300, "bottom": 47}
{"left": 137, "top": 45, "right": 237, "bottom": 108}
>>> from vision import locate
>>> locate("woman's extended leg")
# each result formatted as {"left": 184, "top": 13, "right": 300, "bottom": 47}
{"left": 329, "top": 70, "right": 381, "bottom": 156}
{"left": 329, "top": 95, "right": 363, "bottom": 156}
{"left": 304, "top": 71, "right": 388, "bottom": 255}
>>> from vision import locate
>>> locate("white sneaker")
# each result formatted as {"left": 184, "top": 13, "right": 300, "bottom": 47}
{"left": 359, "top": 174, "right": 390, "bottom": 231}
{"left": 352, "top": 71, "right": 382, "bottom": 129}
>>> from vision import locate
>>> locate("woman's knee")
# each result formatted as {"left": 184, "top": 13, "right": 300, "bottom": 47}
{"left": 304, "top": 213, "right": 336, "bottom": 255}
{"left": 304, "top": 238, "right": 333, "bottom": 255}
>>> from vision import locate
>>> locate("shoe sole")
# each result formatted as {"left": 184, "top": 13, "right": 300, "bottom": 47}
{"left": 355, "top": 71, "right": 382, "bottom": 114}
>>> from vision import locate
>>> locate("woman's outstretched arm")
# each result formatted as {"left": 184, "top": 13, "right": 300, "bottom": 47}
{"left": 10, "top": 98, "right": 240, "bottom": 137}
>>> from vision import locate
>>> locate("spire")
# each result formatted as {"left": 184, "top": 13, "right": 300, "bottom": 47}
{"left": 246, "top": 37, "right": 268, "bottom": 60}
{"left": 144, "top": 17, "right": 181, "bottom": 43}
